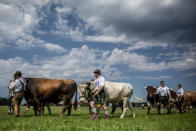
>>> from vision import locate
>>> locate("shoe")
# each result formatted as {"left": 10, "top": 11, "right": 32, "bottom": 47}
{"left": 90, "top": 114, "right": 98, "bottom": 120}
{"left": 15, "top": 115, "right": 20, "bottom": 118}
{"left": 104, "top": 115, "right": 109, "bottom": 119}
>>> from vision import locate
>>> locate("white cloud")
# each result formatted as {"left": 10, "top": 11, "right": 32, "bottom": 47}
{"left": 127, "top": 41, "right": 168, "bottom": 51}
{"left": 56, "top": 7, "right": 72, "bottom": 14}
{"left": 136, "top": 75, "right": 172, "bottom": 80}
{"left": 186, "top": 72, "right": 196, "bottom": 77}
{"left": 53, "top": 0, "right": 195, "bottom": 45}
{"left": 0, "top": 1, "right": 50, "bottom": 49}
{"left": 1, "top": 45, "right": 196, "bottom": 88}
{"left": 43, "top": 43, "right": 66, "bottom": 53}
{"left": 107, "top": 45, "right": 196, "bottom": 71}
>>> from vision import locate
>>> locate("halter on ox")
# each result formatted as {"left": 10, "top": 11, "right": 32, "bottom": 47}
{"left": 80, "top": 81, "right": 101, "bottom": 106}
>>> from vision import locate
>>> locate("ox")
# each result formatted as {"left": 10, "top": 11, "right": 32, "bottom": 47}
{"left": 144, "top": 86, "right": 160, "bottom": 114}
{"left": 144, "top": 86, "right": 178, "bottom": 114}
{"left": 79, "top": 81, "right": 143, "bottom": 119}
{"left": 78, "top": 82, "right": 123, "bottom": 114}
{"left": 24, "top": 78, "right": 77, "bottom": 116}
{"left": 183, "top": 91, "right": 196, "bottom": 113}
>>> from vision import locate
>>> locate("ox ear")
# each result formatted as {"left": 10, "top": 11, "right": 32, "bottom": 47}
{"left": 144, "top": 87, "right": 147, "bottom": 89}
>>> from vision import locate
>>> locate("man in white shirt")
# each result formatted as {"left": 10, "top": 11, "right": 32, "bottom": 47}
{"left": 8, "top": 80, "right": 14, "bottom": 115}
{"left": 157, "top": 81, "right": 171, "bottom": 114}
{"left": 90, "top": 69, "right": 109, "bottom": 120}
{"left": 177, "top": 84, "right": 184, "bottom": 113}
{"left": 9, "top": 71, "right": 26, "bottom": 117}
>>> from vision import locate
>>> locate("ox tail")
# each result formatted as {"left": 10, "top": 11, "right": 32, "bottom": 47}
{"left": 74, "top": 83, "right": 78, "bottom": 110}
{"left": 133, "top": 95, "right": 144, "bottom": 102}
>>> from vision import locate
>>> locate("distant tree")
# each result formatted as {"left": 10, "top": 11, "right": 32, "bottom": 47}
{"left": 0, "top": 97, "right": 9, "bottom": 105}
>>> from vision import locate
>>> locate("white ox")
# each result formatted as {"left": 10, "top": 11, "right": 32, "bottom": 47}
{"left": 78, "top": 81, "right": 143, "bottom": 119}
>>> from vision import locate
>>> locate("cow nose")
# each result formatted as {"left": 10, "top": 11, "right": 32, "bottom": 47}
{"left": 80, "top": 100, "right": 83, "bottom": 104}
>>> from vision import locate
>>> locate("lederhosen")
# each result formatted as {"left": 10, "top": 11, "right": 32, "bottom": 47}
{"left": 160, "top": 96, "right": 169, "bottom": 106}
{"left": 94, "top": 89, "right": 106, "bottom": 105}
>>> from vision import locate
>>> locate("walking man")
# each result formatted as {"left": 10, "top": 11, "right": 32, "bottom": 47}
{"left": 8, "top": 81, "right": 14, "bottom": 115}
{"left": 9, "top": 71, "right": 26, "bottom": 117}
{"left": 157, "top": 81, "right": 171, "bottom": 114}
{"left": 90, "top": 69, "right": 109, "bottom": 120}
{"left": 177, "top": 84, "right": 184, "bottom": 113}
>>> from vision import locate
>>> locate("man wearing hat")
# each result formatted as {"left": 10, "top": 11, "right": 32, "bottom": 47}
{"left": 9, "top": 71, "right": 26, "bottom": 117}
{"left": 90, "top": 69, "right": 109, "bottom": 120}
{"left": 177, "top": 84, "right": 184, "bottom": 113}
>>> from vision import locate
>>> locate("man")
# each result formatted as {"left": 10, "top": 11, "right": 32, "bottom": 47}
{"left": 9, "top": 71, "right": 26, "bottom": 117}
{"left": 156, "top": 81, "right": 171, "bottom": 114}
{"left": 90, "top": 69, "right": 109, "bottom": 120}
{"left": 8, "top": 81, "right": 14, "bottom": 115}
{"left": 177, "top": 84, "right": 184, "bottom": 113}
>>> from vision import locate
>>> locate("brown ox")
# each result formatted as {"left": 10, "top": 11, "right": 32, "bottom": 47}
{"left": 183, "top": 91, "right": 196, "bottom": 113}
{"left": 24, "top": 78, "right": 77, "bottom": 116}
{"left": 144, "top": 86, "right": 160, "bottom": 114}
{"left": 144, "top": 86, "right": 178, "bottom": 114}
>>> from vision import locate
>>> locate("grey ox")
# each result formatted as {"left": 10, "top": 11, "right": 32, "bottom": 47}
{"left": 78, "top": 81, "right": 143, "bottom": 119}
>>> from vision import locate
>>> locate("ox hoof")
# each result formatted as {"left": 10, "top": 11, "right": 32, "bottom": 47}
{"left": 120, "top": 115, "right": 124, "bottom": 119}
{"left": 59, "top": 114, "right": 64, "bottom": 117}
{"left": 132, "top": 114, "right": 136, "bottom": 118}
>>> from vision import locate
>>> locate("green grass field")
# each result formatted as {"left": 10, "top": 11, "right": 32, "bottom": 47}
{"left": 0, "top": 106, "right": 195, "bottom": 131}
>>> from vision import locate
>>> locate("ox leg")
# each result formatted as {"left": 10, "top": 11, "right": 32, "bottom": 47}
{"left": 189, "top": 105, "right": 192, "bottom": 113}
{"left": 88, "top": 105, "right": 91, "bottom": 115}
{"left": 67, "top": 101, "right": 72, "bottom": 116}
{"left": 46, "top": 103, "right": 51, "bottom": 115}
{"left": 60, "top": 96, "right": 69, "bottom": 117}
{"left": 34, "top": 97, "right": 42, "bottom": 116}
{"left": 120, "top": 102, "right": 123, "bottom": 113}
{"left": 128, "top": 101, "right": 135, "bottom": 117}
{"left": 41, "top": 102, "right": 45, "bottom": 115}
{"left": 111, "top": 103, "right": 117, "bottom": 114}
{"left": 120, "top": 98, "right": 128, "bottom": 119}
{"left": 147, "top": 102, "right": 151, "bottom": 114}
{"left": 157, "top": 104, "right": 160, "bottom": 114}
{"left": 33, "top": 105, "right": 38, "bottom": 116}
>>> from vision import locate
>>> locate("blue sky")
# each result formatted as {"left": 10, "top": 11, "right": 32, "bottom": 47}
{"left": 0, "top": 0, "right": 196, "bottom": 101}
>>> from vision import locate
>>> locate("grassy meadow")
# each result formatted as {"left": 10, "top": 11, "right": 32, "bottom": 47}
{"left": 0, "top": 106, "right": 195, "bottom": 131}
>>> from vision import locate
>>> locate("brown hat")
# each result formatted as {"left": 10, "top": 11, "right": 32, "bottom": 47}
{"left": 14, "top": 71, "right": 22, "bottom": 77}
{"left": 93, "top": 69, "right": 101, "bottom": 74}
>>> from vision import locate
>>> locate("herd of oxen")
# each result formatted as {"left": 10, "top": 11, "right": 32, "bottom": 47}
{"left": 8, "top": 78, "right": 196, "bottom": 118}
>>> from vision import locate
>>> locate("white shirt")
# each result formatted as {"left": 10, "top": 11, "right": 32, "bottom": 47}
{"left": 177, "top": 88, "right": 184, "bottom": 97}
{"left": 94, "top": 76, "right": 105, "bottom": 90}
{"left": 157, "top": 86, "right": 170, "bottom": 96}
{"left": 9, "top": 77, "right": 26, "bottom": 92}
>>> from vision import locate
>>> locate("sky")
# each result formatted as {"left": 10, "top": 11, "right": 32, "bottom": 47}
{"left": 0, "top": 0, "right": 196, "bottom": 101}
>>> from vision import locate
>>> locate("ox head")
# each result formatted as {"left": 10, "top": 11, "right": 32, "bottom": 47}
{"left": 169, "top": 89, "right": 177, "bottom": 100}
{"left": 78, "top": 81, "right": 90, "bottom": 103}
{"left": 144, "top": 86, "right": 157, "bottom": 98}
{"left": 8, "top": 80, "right": 14, "bottom": 89}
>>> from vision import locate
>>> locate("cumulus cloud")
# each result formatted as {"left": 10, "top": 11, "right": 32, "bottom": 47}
{"left": 55, "top": 0, "right": 196, "bottom": 45}
{"left": 1, "top": 45, "right": 196, "bottom": 88}
{"left": 1, "top": 0, "right": 195, "bottom": 50}
{"left": 43, "top": 43, "right": 66, "bottom": 53}
{"left": 127, "top": 41, "right": 168, "bottom": 51}
{"left": 108, "top": 45, "right": 196, "bottom": 72}
{"left": 0, "top": 0, "right": 50, "bottom": 49}
{"left": 136, "top": 75, "right": 172, "bottom": 80}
